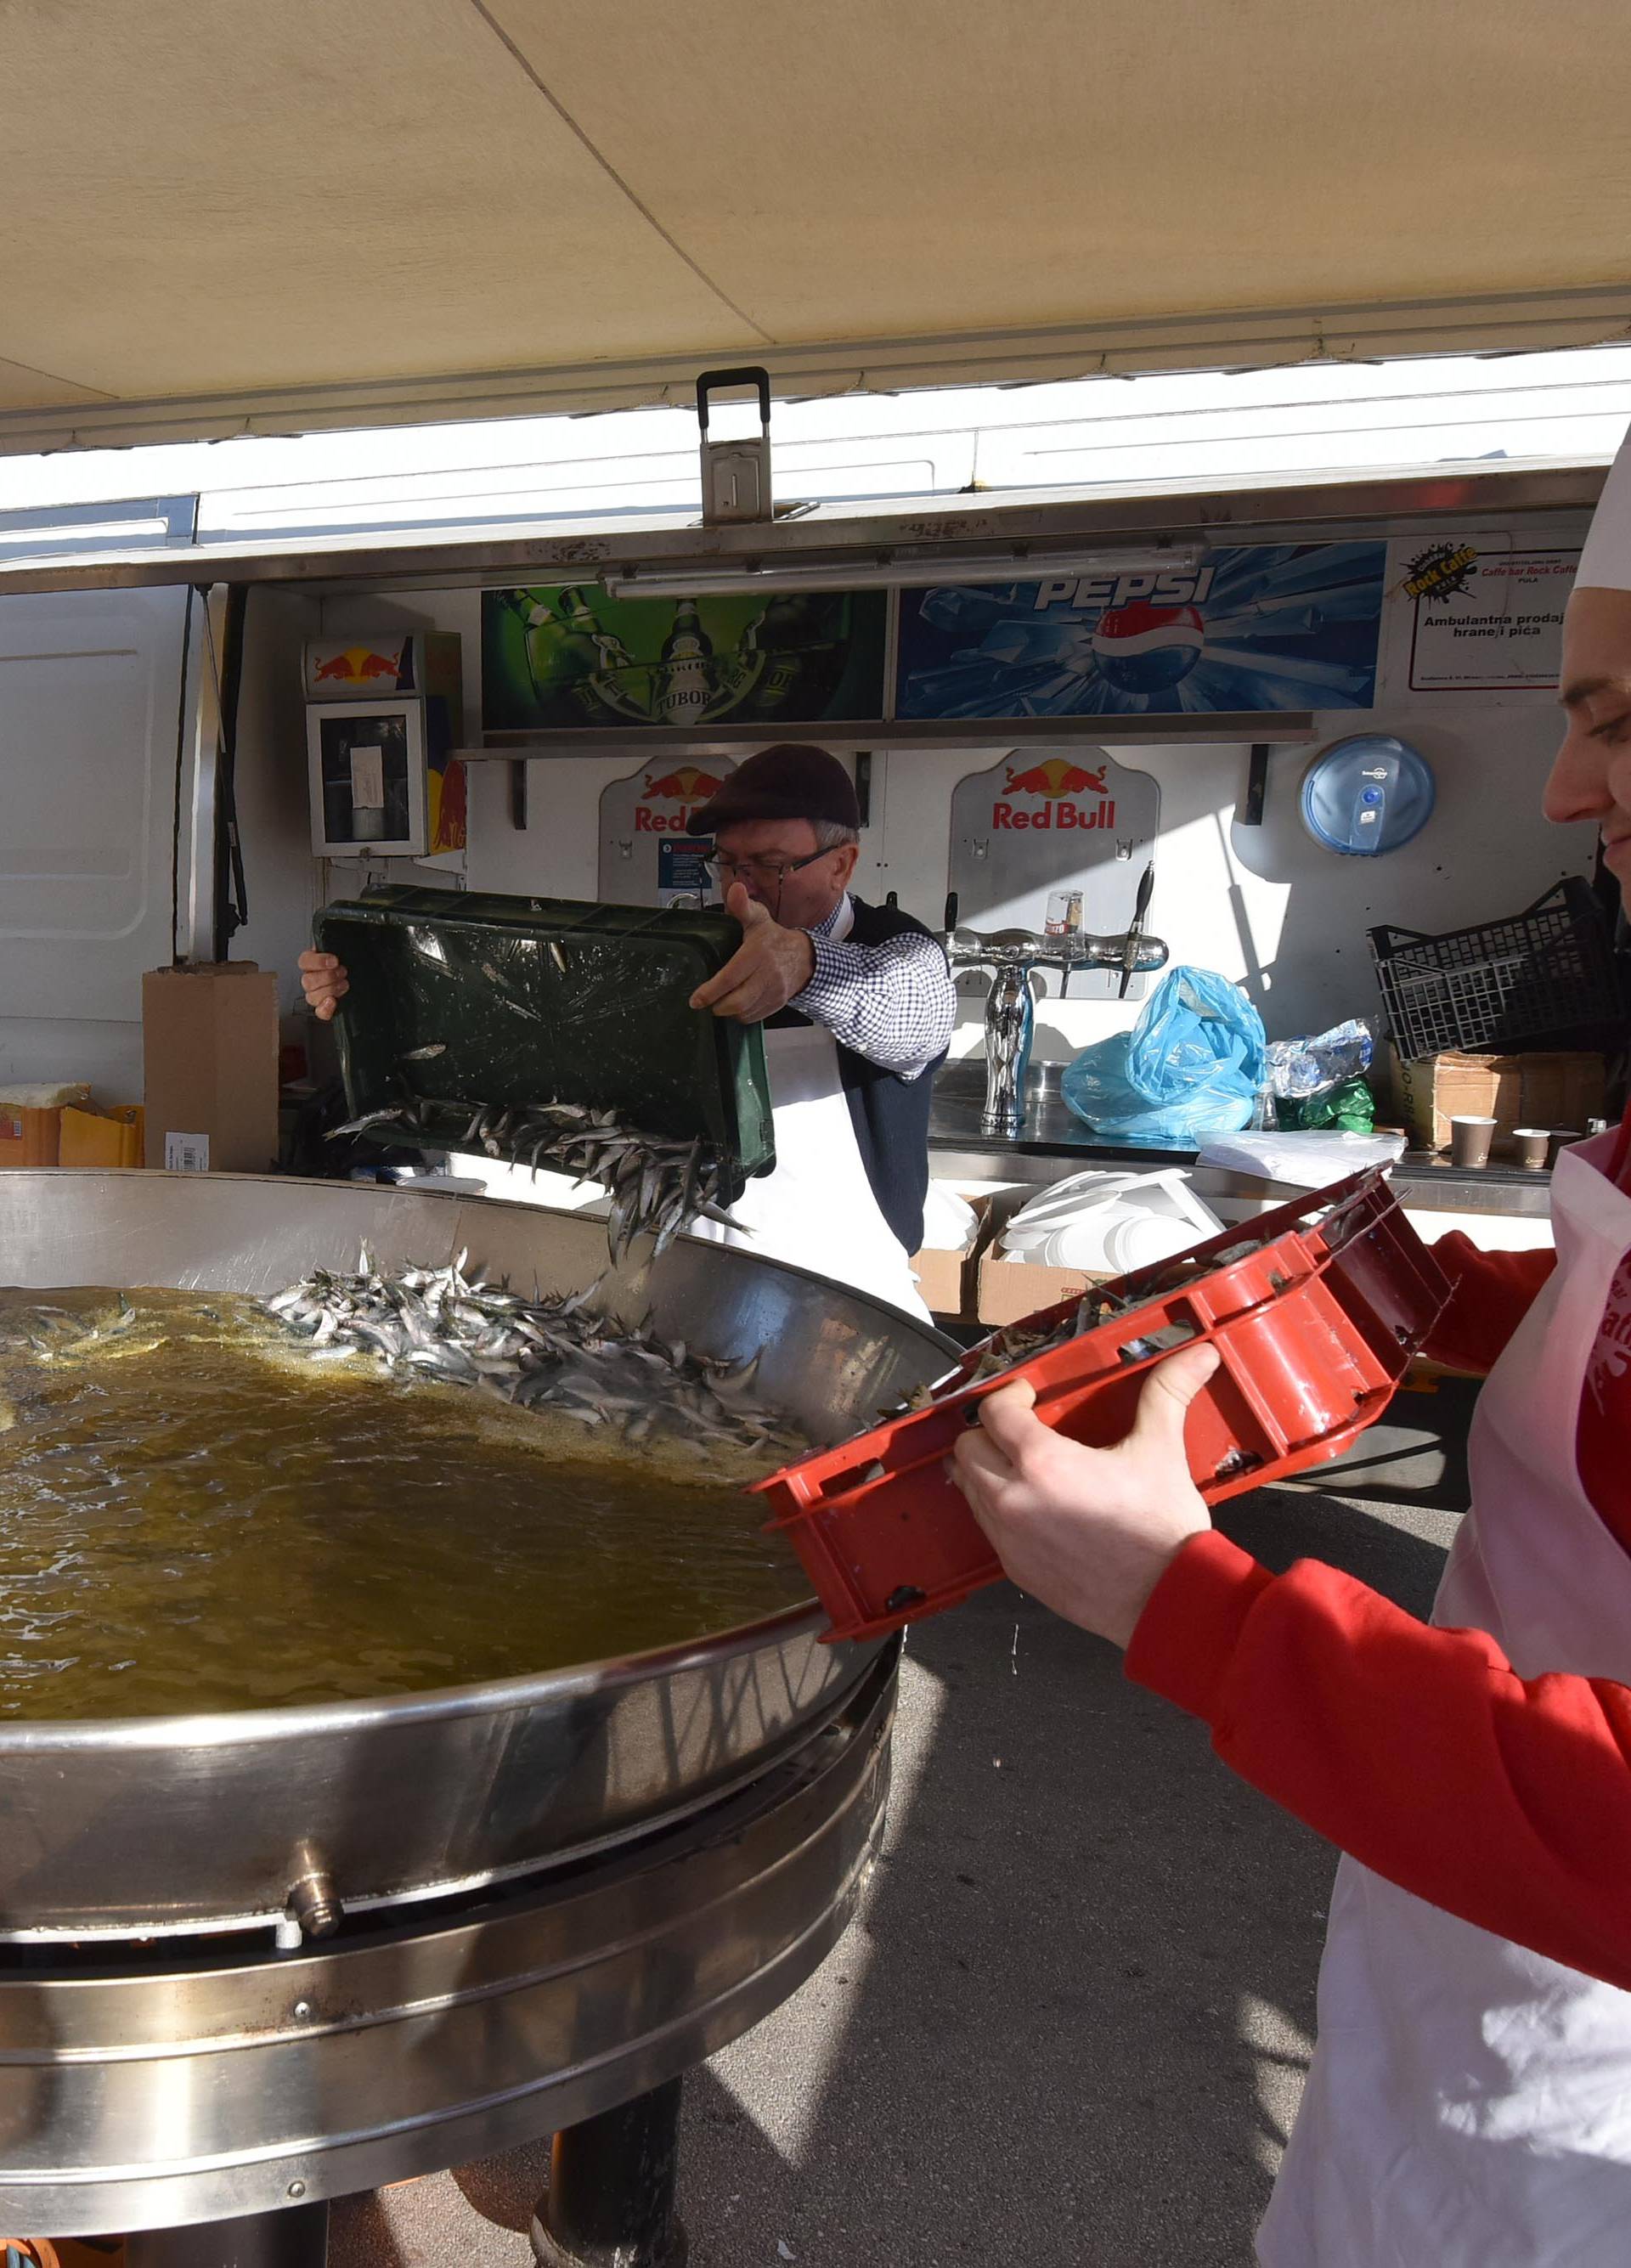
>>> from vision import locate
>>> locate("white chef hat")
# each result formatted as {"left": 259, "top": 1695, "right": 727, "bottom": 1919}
{"left": 1576, "top": 423, "right": 1631, "bottom": 591}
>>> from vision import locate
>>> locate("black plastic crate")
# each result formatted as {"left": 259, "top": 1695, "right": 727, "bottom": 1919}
{"left": 1369, "top": 879, "right": 1624, "bottom": 1058}
{"left": 313, "top": 888, "right": 775, "bottom": 1202}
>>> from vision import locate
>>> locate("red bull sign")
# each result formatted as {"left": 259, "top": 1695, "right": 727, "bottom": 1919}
{"left": 947, "top": 750, "right": 1161, "bottom": 998}
{"left": 993, "top": 754, "right": 1115, "bottom": 831}
{"left": 303, "top": 638, "right": 416, "bottom": 699}
{"left": 598, "top": 757, "right": 738, "bottom": 904}
{"left": 302, "top": 632, "right": 466, "bottom": 857}
{"left": 635, "top": 764, "right": 727, "bottom": 832}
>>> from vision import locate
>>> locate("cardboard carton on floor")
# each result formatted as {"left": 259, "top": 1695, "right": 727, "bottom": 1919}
{"left": 143, "top": 963, "right": 280, "bottom": 1175}
{"left": 975, "top": 1186, "right": 1115, "bottom": 1329}
{"left": 911, "top": 1192, "right": 996, "bottom": 1319}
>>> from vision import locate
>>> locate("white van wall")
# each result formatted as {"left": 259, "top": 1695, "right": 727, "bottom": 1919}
{"left": 0, "top": 586, "right": 194, "bottom": 1099}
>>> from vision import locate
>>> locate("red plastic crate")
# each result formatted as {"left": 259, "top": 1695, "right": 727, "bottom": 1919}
{"left": 757, "top": 1170, "right": 1450, "bottom": 1643}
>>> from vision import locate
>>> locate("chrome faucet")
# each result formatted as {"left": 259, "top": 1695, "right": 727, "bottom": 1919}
{"left": 940, "top": 910, "right": 1169, "bottom": 1138}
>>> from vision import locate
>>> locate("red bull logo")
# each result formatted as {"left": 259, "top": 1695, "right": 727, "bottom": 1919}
{"left": 993, "top": 754, "right": 1115, "bottom": 832}
{"left": 1002, "top": 757, "right": 1107, "bottom": 799}
{"left": 635, "top": 764, "right": 727, "bottom": 832}
{"left": 311, "top": 645, "right": 404, "bottom": 687}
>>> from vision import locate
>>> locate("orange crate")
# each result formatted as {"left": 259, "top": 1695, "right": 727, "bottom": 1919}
{"left": 58, "top": 1103, "right": 144, "bottom": 1169}
{"left": 757, "top": 1171, "right": 1450, "bottom": 1643}
{"left": 0, "top": 1086, "right": 92, "bottom": 1170}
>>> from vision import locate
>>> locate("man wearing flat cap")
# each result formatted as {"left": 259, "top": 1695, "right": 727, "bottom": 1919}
{"left": 683, "top": 742, "right": 955, "bottom": 1317}
{"left": 297, "top": 741, "right": 954, "bottom": 1317}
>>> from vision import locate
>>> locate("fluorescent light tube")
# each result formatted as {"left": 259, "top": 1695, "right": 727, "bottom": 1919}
{"left": 601, "top": 542, "right": 1204, "bottom": 601}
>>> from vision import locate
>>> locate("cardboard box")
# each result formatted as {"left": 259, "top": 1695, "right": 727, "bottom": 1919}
{"left": 975, "top": 1187, "right": 1115, "bottom": 1328}
{"left": 0, "top": 1083, "right": 92, "bottom": 1169}
{"left": 143, "top": 963, "right": 280, "bottom": 1174}
{"left": 1390, "top": 1047, "right": 1608, "bottom": 1154}
{"left": 59, "top": 1103, "right": 145, "bottom": 1169}
{"left": 911, "top": 1193, "right": 995, "bottom": 1318}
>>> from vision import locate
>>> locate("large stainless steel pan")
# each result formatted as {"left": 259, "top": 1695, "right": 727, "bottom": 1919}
{"left": 0, "top": 1171, "right": 955, "bottom": 1938}
{"left": 0, "top": 1645, "right": 898, "bottom": 2235}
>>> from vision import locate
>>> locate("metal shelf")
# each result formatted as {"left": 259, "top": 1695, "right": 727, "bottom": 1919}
{"left": 454, "top": 711, "right": 1316, "bottom": 759}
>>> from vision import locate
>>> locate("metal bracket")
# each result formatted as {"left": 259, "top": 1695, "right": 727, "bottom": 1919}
{"left": 1241, "top": 742, "right": 1271, "bottom": 827}
{"left": 697, "top": 367, "right": 773, "bottom": 527}
{"left": 854, "top": 750, "right": 872, "bottom": 827}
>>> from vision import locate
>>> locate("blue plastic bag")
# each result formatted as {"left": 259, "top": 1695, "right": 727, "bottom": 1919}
{"left": 1062, "top": 968, "right": 1267, "bottom": 1145}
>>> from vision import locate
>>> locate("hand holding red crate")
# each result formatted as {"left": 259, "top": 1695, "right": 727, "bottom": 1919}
{"left": 756, "top": 1170, "right": 1450, "bottom": 1643}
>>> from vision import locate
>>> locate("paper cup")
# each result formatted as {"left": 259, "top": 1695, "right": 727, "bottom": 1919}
{"left": 1449, "top": 1115, "right": 1497, "bottom": 1169}
{"left": 1510, "top": 1127, "right": 1549, "bottom": 1171}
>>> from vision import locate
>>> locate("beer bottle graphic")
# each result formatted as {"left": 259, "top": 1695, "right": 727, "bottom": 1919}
{"left": 656, "top": 599, "right": 717, "bottom": 724}
{"left": 505, "top": 586, "right": 630, "bottom": 721}
{"left": 504, "top": 588, "right": 593, "bottom": 714}
{"left": 560, "top": 585, "right": 635, "bottom": 677}
{"left": 737, "top": 593, "right": 831, "bottom": 717}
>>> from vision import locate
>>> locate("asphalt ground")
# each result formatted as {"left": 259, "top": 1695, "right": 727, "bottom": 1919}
{"left": 330, "top": 1477, "right": 1458, "bottom": 2268}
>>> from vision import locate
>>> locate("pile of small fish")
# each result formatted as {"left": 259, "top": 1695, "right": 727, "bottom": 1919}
{"left": 330, "top": 1094, "right": 740, "bottom": 1265}
{"left": 263, "top": 1247, "right": 805, "bottom": 1464}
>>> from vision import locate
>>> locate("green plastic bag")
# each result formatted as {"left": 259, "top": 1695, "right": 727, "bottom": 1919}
{"left": 1280, "top": 1075, "right": 1375, "bottom": 1133}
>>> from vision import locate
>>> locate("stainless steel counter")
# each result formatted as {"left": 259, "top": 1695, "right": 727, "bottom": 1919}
{"left": 928, "top": 1059, "right": 1556, "bottom": 1219}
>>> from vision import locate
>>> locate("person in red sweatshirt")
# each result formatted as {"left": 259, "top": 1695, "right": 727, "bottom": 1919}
{"left": 952, "top": 471, "right": 1631, "bottom": 2264}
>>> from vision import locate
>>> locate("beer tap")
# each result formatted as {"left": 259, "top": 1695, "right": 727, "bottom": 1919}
{"left": 940, "top": 892, "right": 1169, "bottom": 1138}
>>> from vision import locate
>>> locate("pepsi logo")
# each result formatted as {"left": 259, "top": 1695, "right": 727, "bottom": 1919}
{"left": 1092, "top": 601, "right": 1205, "bottom": 693}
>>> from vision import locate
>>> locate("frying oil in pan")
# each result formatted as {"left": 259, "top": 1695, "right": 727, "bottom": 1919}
{"left": 0, "top": 1289, "right": 806, "bottom": 1721}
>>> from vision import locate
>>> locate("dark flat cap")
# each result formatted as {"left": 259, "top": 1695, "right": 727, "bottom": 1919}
{"left": 691, "top": 743, "right": 859, "bottom": 835}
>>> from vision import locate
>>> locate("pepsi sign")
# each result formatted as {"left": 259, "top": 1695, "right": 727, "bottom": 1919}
{"left": 1028, "top": 567, "right": 1217, "bottom": 613}
{"left": 896, "top": 541, "right": 1386, "bottom": 719}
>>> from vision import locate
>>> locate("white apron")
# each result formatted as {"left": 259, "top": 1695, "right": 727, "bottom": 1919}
{"left": 1259, "top": 1129, "right": 1631, "bottom": 2265}
{"left": 690, "top": 1019, "right": 932, "bottom": 1322}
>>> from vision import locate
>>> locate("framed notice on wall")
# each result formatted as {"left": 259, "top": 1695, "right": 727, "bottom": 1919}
{"left": 1394, "top": 537, "right": 1578, "bottom": 693}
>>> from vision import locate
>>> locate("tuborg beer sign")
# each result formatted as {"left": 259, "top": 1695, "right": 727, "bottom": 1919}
{"left": 483, "top": 585, "right": 888, "bottom": 732}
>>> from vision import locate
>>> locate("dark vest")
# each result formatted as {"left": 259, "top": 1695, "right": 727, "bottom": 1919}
{"left": 767, "top": 895, "right": 948, "bottom": 1255}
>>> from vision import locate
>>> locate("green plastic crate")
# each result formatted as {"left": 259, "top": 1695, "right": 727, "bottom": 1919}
{"left": 313, "top": 888, "right": 776, "bottom": 1201}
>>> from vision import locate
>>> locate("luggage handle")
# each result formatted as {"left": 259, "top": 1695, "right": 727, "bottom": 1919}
{"left": 696, "top": 367, "right": 771, "bottom": 436}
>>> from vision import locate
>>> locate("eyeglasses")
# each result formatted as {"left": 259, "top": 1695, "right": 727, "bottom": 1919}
{"left": 702, "top": 849, "right": 832, "bottom": 890}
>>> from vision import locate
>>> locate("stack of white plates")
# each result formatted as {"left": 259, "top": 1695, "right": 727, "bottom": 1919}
{"left": 1000, "top": 1168, "right": 1223, "bottom": 1274}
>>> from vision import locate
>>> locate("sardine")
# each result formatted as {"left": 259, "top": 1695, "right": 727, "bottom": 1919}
{"left": 261, "top": 1247, "right": 806, "bottom": 1466}
{"left": 326, "top": 1109, "right": 407, "bottom": 1142}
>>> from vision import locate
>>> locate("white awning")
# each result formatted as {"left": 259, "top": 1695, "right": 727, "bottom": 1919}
{"left": 4, "top": 0, "right": 1628, "bottom": 453}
